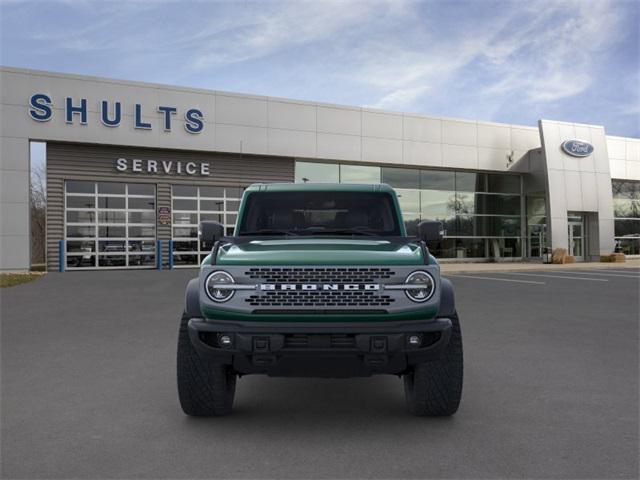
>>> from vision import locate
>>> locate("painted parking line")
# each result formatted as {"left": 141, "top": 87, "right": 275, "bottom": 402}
{"left": 501, "top": 272, "right": 608, "bottom": 281}
{"left": 560, "top": 270, "right": 640, "bottom": 278}
{"left": 591, "top": 269, "right": 640, "bottom": 275}
{"left": 446, "top": 274, "right": 545, "bottom": 285}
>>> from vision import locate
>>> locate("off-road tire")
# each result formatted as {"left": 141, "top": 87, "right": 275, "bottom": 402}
{"left": 177, "top": 311, "right": 236, "bottom": 416}
{"left": 403, "top": 312, "right": 463, "bottom": 416}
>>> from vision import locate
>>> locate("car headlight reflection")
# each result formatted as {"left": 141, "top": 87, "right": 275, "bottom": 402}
{"left": 205, "top": 271, "right": 235, "bottom": 302}
{"left": 405, "top": 271, "right": 435, "bottom": 302}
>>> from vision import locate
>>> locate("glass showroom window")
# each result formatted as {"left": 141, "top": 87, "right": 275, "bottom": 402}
{"left": 171, "top": 185, "right": 243, "bottom": 266}
{"left": 612, "top": 180, "right": 640, "bottom": 255}
{"left": 295, "top": 162, "right": 340, "bottom": 183}
{"left": 420, "top": 170, "right": 456, "bottom": 237}
{"left": 382, "top": 167, "right": 522, "bottom": 258}
{"left": 295, "top": 161, "right": 524, "bottom": 258}
{"left": 383, "top": 168, "right": 523, "bottom": 258}
{"left": 526, "top": 195, "right": 547, "bottom": 257}
{"left": 65, "top": 181, "right": 156, "bottom": 269}
{"left": 295, "top": 162, "right": 381, "bottom": 184}
{"left": 340, "top": 164, "right": 381, "bottom": 184}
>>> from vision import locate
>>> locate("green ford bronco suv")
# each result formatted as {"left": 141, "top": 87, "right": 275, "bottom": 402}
{"left": 177, "top": 183, "right": 463, "bottom": 416}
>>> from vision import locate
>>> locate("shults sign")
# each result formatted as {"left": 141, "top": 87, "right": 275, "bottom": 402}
{"left": 28, "top": 94, "right": 205, "bottom": 133}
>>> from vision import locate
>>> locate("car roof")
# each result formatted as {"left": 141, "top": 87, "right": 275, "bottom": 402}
{"left": 243, "top": 183, "right": 397, "bottom": 194}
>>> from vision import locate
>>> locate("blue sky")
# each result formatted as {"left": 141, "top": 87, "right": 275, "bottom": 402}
{"left": 2, "top": 0, "right": 639, "bottom": 137}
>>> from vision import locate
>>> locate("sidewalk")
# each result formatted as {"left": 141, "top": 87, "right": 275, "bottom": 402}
{"left": 439, "top": 258, "right": 640, "bottom": 274}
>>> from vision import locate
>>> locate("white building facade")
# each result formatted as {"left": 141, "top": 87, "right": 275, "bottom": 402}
{"left": 1, "top": 67, "right": 639, "bottom": 271}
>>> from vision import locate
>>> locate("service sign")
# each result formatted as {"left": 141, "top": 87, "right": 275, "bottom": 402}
{"left": 116, "top": 157, "right": 210, "bottom": 176}
{"left": 561, "top": 139, "right": 594, "bottom": 157}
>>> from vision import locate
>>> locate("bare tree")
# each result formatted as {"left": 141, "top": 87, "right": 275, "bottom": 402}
{"left": 30, "top": 163, "right": 46, "bottom": 269}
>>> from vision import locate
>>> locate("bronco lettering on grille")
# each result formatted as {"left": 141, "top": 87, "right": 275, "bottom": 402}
{"left": 259, "top": 283, "right": 380, "bottom": 291}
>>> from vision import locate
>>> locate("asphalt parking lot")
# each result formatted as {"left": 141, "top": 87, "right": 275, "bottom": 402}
{"left": 1, "top": 267, "right": 638, "bottom": 479}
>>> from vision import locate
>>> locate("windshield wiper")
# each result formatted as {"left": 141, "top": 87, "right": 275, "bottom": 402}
{"left": 238, "top": 229, "right": 299, "bottom": 236}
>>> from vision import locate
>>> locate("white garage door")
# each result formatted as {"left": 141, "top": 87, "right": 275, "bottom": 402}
{"left": 65, "top": 180, "right": 156, "bottom": 269}
{"left": 171, "top": 185, "right": 242, "bottom": 266}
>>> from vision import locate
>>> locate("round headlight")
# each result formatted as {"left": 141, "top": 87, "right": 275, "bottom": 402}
{"left": 205, "top": 271, "right": 235, "bottom": 302}
{"left": 404, "top": 271, "right": 435, "bottom": 302}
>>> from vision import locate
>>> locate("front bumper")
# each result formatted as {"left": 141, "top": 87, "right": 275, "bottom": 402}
{"left": 187, "top": 317, "right": 452, "bottom": 377}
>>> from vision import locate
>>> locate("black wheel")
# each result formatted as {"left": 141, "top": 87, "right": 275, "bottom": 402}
{"left": 177, "top": 311, "right": 236, "bottom": 416}
{"left": 403, "top": 312, "right": 463, "bottom": 416}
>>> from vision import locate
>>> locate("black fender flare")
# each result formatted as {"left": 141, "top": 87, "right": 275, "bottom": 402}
{"left": 437, "top": 277, "right": 456, "bottom": 318}
{"left": 185, "top": 278, "right": 202, "bottom": 318}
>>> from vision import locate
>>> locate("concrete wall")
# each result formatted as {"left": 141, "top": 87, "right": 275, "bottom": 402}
{"left": 0, "top": 136, "right": 30, "bottom": 270}
{"left": 606, "top": 135, "right": 640, "bottom": 180}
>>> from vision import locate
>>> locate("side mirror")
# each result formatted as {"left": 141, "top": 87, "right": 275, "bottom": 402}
{"left": 199, "top": 221, "right": 225, "bottom": 250}
{"left": 417, "top": 220, "right": 444, "bottom": 243}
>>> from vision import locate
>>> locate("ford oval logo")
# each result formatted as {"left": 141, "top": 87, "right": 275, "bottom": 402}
{"left": 561, "top": 139, "right": 594, "bottom": 157}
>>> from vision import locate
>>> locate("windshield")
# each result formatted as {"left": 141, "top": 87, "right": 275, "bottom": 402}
{"left": 237, "top": 191, "right": 402, "bottom": 236}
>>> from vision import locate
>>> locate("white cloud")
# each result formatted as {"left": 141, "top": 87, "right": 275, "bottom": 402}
{"left": 347, "top": 0, "right": 624, "bottom": 111}
{"left": 371, "top": 85, "right": 431, "bottom": 110}
{"left": 189, "top": 1, "right": 404, "bottom": 70}
{"left": 480, "top": 0, "right": 623, "bottom": 103}
{"left": 361, "top": 36, "right": 496, "bottom": 109}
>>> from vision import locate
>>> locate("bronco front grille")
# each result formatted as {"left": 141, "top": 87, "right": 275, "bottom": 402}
{"left": 242, "top": 267, "right": 398, "bottom": 309}
{"left": 246, "top": 290, "right": 395, "bottom": 307}
{"left": 244, "top": 267, "right": 395, "bottom": 284}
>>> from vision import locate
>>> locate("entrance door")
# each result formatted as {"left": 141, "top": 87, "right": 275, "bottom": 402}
{"left": 567, "top": 215, "right": 584, "bottom": 261}
{"left": 528, "top": 223, "right": 546, "bottom": 257}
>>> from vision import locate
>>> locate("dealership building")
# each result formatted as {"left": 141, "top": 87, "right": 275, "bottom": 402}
{"left": 1, "top": 66, "right": 639, "bottom": 272}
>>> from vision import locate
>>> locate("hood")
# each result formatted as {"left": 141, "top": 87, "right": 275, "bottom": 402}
{"left": 212, "top": 238, "right": 427, "bottom": 266}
